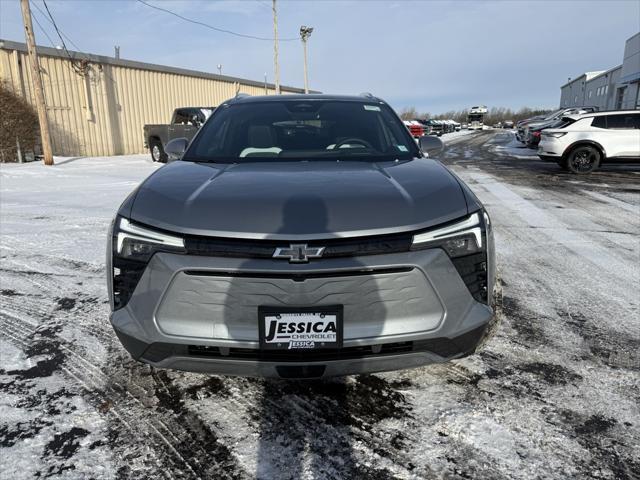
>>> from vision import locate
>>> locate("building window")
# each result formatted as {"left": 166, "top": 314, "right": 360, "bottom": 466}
{"left": 574, "top": 95, "right": 578, "bottom": 104}
{"left": 616, "top": 87, "right": 626, "bottom": 109}
{"left": 605, "top": 85, "right": 609, "bottom": 95}
{"left": 588, "top": 90, "right": 592, "bottom": 98}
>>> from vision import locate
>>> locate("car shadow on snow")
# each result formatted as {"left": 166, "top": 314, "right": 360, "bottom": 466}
{"left": 253, "top": 375, "right": 413, "bottom": 480}
{"left": 220, "top": 195, "right": 412, "bottom": 478}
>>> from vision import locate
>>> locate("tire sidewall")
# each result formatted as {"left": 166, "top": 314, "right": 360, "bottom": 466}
{"left": 567, "top": 145, "right": 600, "bottom": 174}
{"left": 150, "top": 140, "right": 167, "bottom": 163}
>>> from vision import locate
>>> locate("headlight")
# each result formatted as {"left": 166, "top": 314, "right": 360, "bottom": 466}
{"left": 116, "top": 217, "right": 185, "bottom": 262}
{"left": 411, "top": 212, "right": 483, "bottom": 257}
{"left": 545, "top": 132, "right": 567, "bottom": 138}
{"left": 411, "top": 211, "right": 492, "bottom": 304}
{"left": 110, "top": 217, "right": 185, "bottom": 310}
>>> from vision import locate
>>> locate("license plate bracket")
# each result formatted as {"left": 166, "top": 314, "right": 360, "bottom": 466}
{"left": 258, "top": 306, "right": 343, "bottom": 350}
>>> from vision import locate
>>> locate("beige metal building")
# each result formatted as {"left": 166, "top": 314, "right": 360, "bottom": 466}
{"left": 0, "top": 39, "right": 309, "bottom": 157}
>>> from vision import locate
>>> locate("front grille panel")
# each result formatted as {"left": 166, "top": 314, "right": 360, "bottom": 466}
{"left": 183, "top": 232, "right": 412, "bottom": 259}
{"left": 155, "top": 267, "right": 443, "bottom": 341}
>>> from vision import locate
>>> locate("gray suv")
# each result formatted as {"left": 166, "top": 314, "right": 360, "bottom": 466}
{"left": 107, "top": 94, "right": 495, "bottom": 379}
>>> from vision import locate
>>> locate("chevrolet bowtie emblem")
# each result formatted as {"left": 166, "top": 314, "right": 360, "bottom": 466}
{"left": 273, "top": 244, "right": 325, "bottom": 263}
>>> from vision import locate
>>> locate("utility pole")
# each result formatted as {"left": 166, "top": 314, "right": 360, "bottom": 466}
{"left": 272, "top": 0, "right": 280, "bottom": 94}
{"left": 114, "top": 46, "right": 120, "bottom": 59}
{"left": 20, "top": 0, "right": 54, "bottom": 165}
{"left": 300, "top": 26, "right": 313, "bottom": 94}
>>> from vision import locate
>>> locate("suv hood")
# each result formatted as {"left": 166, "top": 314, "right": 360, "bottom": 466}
{"left": 127, "top": 159, "right": 469, "bottom": 240}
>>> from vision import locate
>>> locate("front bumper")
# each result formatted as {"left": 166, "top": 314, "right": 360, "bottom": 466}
{"left": 110, "top": 248, "right": 494, "bottom": 378}
{"left": 115, "top": 324, "right": 487, "bottom": 378}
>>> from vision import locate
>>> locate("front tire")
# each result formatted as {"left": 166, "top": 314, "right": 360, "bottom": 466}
{"left": 566, "top": 145, "right": 600, "bottom": 174}
{"left": 149, "top": 139, "right": 167, "bottom": 163}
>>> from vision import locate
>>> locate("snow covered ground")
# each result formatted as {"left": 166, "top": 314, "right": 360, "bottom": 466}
{"left": 484, "top": 130, "right": 539, "bottom": 159}
{"left": 1, "top": 137, "right": 639, "bottom": 479}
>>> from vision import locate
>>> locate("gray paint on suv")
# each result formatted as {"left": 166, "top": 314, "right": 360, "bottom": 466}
{"left": 108, "top": 94, "right": 495, "bottom": 379}
{"left": 130, "top": 158, "right": 469, "bottom": 240}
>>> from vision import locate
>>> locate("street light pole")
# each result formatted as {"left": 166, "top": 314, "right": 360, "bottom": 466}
{"left": 272, "top": 0, "right": 280, "bottom": 94}
{"left": 299, "top": 26, "right": 313, "bottom": 94}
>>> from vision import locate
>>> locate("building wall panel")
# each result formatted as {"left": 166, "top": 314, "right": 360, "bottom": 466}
{"left": 0, "top": 41, "right": 307, "bottom": 157}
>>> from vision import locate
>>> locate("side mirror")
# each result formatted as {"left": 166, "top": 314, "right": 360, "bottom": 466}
{"left": 419, "top": 135, "right": 444, "bottom": 157}
{"left": 165, "top": 137, "right": 188, "bottom": 162}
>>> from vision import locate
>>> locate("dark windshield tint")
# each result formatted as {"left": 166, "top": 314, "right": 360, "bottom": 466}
{"left": 185, "top": 100, "right": 418, "bottom": 162}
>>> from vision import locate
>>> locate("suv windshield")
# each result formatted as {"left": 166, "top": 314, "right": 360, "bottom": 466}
{"left": 185, "top": 100, "right": 418, "bottom": 162}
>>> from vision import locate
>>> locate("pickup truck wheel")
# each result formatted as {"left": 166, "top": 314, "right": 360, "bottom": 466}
{"left": 566, "top": 145, "right": 600, "bottom": 174}
{"left": 150, "top": 140, "right": 167, "bottom": 163}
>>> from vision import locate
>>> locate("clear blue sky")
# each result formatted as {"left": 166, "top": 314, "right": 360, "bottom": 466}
{"left": 1, "top": 0, "right": 638, "bottom": 114}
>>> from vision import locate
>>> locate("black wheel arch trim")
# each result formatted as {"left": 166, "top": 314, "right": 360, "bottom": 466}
{"left": 148, "top": 136, "right": 164, "bottom": 149}
{"left": 563, "top": 140, "right": 606, "bottom": 160}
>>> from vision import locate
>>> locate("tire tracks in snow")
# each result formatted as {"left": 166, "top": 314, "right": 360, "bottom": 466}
{"left": 0, "top": 276, "right": 249, "bottom": 480}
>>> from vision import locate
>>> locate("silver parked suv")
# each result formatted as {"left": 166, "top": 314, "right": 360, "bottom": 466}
{"left": 107, "top": 94, "right": 495, "bottom": 379}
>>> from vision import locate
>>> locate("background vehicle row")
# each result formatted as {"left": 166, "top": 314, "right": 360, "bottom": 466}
{"left": 537, "top": 110, "right": 640, "bottom": 173}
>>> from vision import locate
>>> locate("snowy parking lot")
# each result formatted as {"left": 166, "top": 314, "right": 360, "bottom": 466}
{"left": 1, "top": 131, "right": 639, "bottom": 479}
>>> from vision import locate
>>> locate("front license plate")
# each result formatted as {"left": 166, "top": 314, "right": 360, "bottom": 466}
{"left": 258, "top": 306, "right": 343, "bottom": 350}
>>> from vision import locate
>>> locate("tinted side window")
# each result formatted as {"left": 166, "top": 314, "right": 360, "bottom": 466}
{"left": 184, "top": 109, "right": 205, "bottom": 126}
{"left": 172, "top": 109, "right": 190, "bottom": 124}
{"left": 591, "top": 116, "right": 606, "bottom": 129}
{"left": 606, "top": 114, "right": 639, "bottom": 130}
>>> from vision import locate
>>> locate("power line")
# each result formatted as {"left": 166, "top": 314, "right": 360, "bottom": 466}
{"left": 29, "top": 0, "right": 120, "bottom": 86}
{"left": 30, "top": 8, "right": 56, "bottom": 48}
{"left": 40, "top": 0, "right": 87, "bottom": 74}
{"left": 136, "top": 0, "right": 301, "bottom": 42}
{"left": 31, "top": 1, "right": 88, "bottom": 57}
{"left": 254, "top": 0, "right": 272, "bottom": 10}
{"left": 33, "top": 1, "right": 83, "bottom": 54}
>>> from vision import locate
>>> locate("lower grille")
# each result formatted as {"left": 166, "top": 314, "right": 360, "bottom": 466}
{"left": 112, "top": 258, "right": 146, "bottom": 310}
{"left": 451, "top": 252, "right": 488, "bottom": 303}
{"left": 188, "top": 342, "right": 413, "bottom": 362}
{"left": 140, "top": 325, "right": 487, "bottom": 363}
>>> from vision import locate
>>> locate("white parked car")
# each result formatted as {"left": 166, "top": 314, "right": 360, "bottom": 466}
{"left": 538, "top": 110, "right": 640, "bottom": 173}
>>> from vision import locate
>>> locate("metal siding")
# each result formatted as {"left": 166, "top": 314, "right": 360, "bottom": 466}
{"left": 0, "top": 46, "right": 301, "bottom": 156}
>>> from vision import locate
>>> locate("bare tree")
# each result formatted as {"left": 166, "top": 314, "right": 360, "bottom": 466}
{"left": 0, "top": 81, "right": 39, "bottom": 162}
{"left": 397, "top": 105, "right": 553, "bottom": 124}
{"left": 398, "top": 107, "right": 420, "bottom": 120}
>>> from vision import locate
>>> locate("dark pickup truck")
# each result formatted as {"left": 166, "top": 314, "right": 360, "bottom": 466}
{"left": 418, "top": 119, "right": 443, "bottom": 136}
{"left": 144, "top": 107, "right": 215, "bottom": 162}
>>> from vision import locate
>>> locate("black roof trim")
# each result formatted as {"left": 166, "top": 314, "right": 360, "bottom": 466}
{"left": 223, "top": 93, "right": 387, "bottom": 105}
